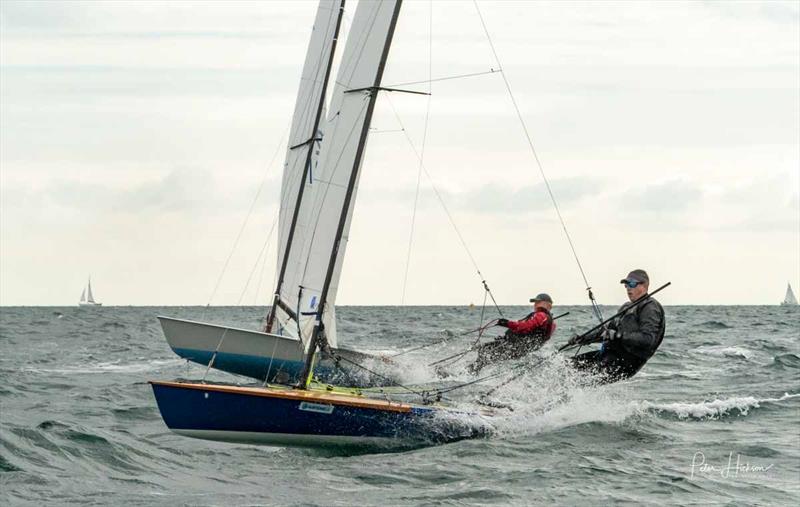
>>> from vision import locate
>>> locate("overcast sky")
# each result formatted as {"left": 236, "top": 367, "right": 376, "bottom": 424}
{"left": 1, "top": 0, "right": 798, "bottom": 306}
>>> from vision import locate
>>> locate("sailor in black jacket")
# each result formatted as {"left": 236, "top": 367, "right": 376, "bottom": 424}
{"left": 572, "top": 269, "right": 666, "bottom": 382}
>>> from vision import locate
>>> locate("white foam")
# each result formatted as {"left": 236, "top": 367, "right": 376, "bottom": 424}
{"left": 694, "top": 345, "right": 755, "bottom": 360}
{"left": 637, "top": 392, "right": 800, "bottom": 420}
{"left": 474, "top": 352, "right": 638, "bottom": 437}
{"left": 24, "top": 358, "right": 184, "bottom": 374}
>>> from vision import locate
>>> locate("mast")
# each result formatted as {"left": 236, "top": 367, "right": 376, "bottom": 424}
{"left": 265, "top": 1, "right": 346, "bottom": 334}
{"left": 299, "top": 0, "right": 403, "bottom": 387}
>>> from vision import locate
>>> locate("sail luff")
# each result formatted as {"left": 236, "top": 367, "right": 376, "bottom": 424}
{"left": 784, "top": 283, "right": 798, "bottom": 305}
{"left": 299, "top": 0, "right": 404, "bottom": 385}
{"left": 267, "top": 0, "right": 346, "bottom": 339}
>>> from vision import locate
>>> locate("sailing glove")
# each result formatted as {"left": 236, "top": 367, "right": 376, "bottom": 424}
{"left": 497, "top": 318, "right": 509, "bottom": 327}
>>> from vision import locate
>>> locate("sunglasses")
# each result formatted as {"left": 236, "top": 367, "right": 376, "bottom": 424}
{"left": 622, "top": 280, "right": 642, "bottom": 289}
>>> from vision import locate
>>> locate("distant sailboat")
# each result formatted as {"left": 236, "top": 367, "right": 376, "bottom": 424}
{"left": 781, "top": 283, "right": 798, "bottom": 306}
{"left": 79, "top": 277, "right": 102, "bottom": 307}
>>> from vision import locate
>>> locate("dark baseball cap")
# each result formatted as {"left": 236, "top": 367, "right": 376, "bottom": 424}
{"left": 620, "top": 269, "right": 649, "bottom": 284}
{"left": 529, "top": 293, "right": 553, "bottom": 304}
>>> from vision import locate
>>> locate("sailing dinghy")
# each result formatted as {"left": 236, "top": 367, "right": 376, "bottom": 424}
{"left": 155, "top": 0, "right": 403, "bottom": 388}
{"left": 151, "top": 0, "right": 493, "bottom": 447}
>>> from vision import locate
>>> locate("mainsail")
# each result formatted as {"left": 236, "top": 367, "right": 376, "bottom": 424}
{"left": 274, "top": 0, "right": 402, "bottom": 353}
{"left": 269, "top": 0, "right": 345, "bottom": 344}
{"left": 87, "top": 278, "right": 95, "bottom": 303}
{"left": 783, "top": 283, "right": 798, "bottom": 305}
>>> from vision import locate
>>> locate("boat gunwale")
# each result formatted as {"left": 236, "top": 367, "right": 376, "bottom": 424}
{"left": 149, "top": 380, "right": 417, "bottom": 413}
{"left": 157, "top": 315, "right": 298, "bottom": 343}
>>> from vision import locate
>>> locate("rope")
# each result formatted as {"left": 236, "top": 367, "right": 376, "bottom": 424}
{"left": 390, "top": 314, "right": 500, "bottom": 358}
{"left": 326, "top": 350, "right": 440, "bottom": 403}
{"left": 400, "top": 0, "right": 433, "bottom": 305}
{"left": 427, "top": 318, "right": 498, "bottom": 367}
{"left": 471, "top": 0, "right": 600, "bottom": 319}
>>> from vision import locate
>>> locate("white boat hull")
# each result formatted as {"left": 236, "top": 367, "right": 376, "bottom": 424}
{"left": 158, "top": 316, "right": 398, "bottom": 387}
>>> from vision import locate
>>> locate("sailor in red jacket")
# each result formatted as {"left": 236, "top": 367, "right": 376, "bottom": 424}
{"left": 469, "top": 293, "right": 556, "bottom": 373}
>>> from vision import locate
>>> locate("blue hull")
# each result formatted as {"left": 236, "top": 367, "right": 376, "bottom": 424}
{"left": 150, "top": 381, "right": 491, "bottom": 448}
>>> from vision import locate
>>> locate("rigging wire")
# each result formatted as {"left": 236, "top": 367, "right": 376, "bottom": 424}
{"left": 384, "top": 96, "right": 504, "bottom": 318}
{"left": 471, "top": 0, "right": 603, "bottom": 323}
{"left": 325, "top": 349, "right": 441, "bottom": 403}
{"left": 400, "top": 0, "right": 433, "bottom": 305}
{"left": 384, "top": 68, "right": 501, "bottom": 89}
{"left": 236, "top": 214, "right": 280, "bottom": 305}
{"left": 203, "top": 126, "right": 289, "bottom": 315}
{"left": 252, "top": 232, "right": 272, "bottom": 304}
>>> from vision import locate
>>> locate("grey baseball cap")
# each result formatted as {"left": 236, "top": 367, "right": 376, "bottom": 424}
{"left": 620, "top": 269, "right": 649, "bottom": 284}
{"left": 529, "top": 293, "right": 553, "bottom": 304}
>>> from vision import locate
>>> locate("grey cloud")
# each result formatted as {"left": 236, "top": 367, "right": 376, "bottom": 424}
{"left": 452, "top": 177, "right": 604, "bottom": 214}
{"left": 370, "top": 176, "right": 605, "bottom": 215}
{"left": 719, "top": 173, "right": 797, "bottom": 209}
{"left": 620, "top": 179, "right": 703, "bottom": 213}
{"left": 35, "top": 167, "right": 273, "bottom": 216}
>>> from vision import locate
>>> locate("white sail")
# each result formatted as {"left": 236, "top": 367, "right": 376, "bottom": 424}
{"left": 783, "top": 283, "right": 798, "bottom": 305}
{"left": 272, "top": 0, "right": 344, "bottom": 345}
{"left": 288, "top": 0, "right": 402, "bottom": 351}
{"left": 80, "top": 288, "right": 86, "bottom": 303}
{"left": 87, "top": 278, "right": 95, "bottom": 303}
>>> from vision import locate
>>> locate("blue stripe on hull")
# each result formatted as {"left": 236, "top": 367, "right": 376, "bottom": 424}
{"left": 172, "top": 347, "right": 304, "bottom": 382}
{"left": 151, "top": 383, "right": 488, "bottom": 447}
{"left": 171, "top": 348, "right": 386, "bottom": 387}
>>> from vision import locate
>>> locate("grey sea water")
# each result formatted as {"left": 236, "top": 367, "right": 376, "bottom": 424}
{"left": 1, "top": 305, "right": 799, "bottom": 506}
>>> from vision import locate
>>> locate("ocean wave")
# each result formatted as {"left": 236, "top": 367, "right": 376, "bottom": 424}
{"left": 692, "top": 345, "right": 755, "bottom": 360}
{"left": 23, "top": 358, "right": 184, "bottom": 374}
{"left": 768, "top": 353, "right": 800, "bottom": 370}
{"left": 699, "top": 320, "right": 732, "bottom": 329}
{"left": 638, "top": 393, "right": 800, "bottom": 420}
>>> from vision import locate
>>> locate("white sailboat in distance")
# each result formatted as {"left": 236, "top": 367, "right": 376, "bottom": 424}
{"left": 79, "top": 277, "right": 102, "bottom": 306}
{"left": 781, "top": 283, "right": 798, "bottom": 306}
